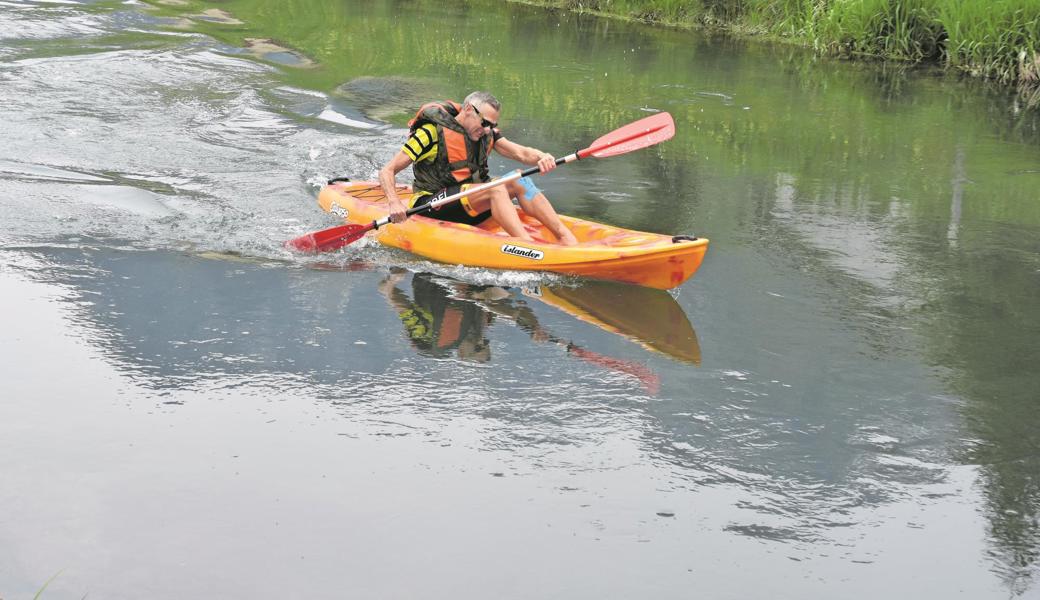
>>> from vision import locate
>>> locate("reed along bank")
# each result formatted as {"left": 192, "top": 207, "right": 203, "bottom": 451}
{"left": 518, "top": 0, "right": 1040, "bottom": 88}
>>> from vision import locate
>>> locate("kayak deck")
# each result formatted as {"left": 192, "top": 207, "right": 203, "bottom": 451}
{"left": 317, "top": 181, "right": 708, "bottom": 290}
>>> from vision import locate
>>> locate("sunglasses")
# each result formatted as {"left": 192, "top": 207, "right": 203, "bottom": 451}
{"left": 471, "top": 104, "right": 497, "bottom": 129}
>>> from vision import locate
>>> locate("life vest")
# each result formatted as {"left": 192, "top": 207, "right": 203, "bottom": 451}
{"left": 408, "top": 101, "right": 495, "bottom": 193}
{"left": 401, "top": 274, "right": 486, "bottom": 358}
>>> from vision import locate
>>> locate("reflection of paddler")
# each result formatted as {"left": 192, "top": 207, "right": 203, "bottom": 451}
{"left": 525, "top": 280, "right": 701, "bottom": 365}
{"left": 378, "top": 272, "right": 663, "bottom": 393}
{"left": 378, "top": 272, "right": 492, "bottom": 362}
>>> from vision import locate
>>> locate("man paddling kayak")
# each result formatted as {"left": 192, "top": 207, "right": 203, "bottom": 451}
{"left": 378, "top": 91, "right": 578, "bottom": 246}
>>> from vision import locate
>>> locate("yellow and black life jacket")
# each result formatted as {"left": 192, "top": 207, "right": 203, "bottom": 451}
{"left": 408, "top": 101, "right": 495, "bottom": 193}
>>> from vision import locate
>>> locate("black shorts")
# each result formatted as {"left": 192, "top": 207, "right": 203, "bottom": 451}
{"left": 411, "top": 184, "right": 492, "bottom": 226}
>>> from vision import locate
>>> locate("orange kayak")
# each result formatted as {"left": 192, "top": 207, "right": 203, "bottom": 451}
{"left": 317, "top": 180, "right": 709, "bottom": 290}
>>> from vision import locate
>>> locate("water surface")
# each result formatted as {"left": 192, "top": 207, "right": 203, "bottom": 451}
{"left": 2, "top": 0, "right": 1039, "bottom": 598}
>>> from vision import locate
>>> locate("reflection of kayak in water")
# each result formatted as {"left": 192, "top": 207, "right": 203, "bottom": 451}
{"left": 318, "top": 181, "right": 708, "bottom": 290}
{"left": 379, "top": 272, "right": 662, "bottom": 392}
{"left": 525, "top": 280, "right": 700, "bottom": 365}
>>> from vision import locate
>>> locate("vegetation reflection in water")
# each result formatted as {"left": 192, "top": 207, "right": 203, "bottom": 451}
{"left": 143, "top": 0, "right": 1040, "bottom": 225}
{"left": 97, "top": 0, "right": 1040, "bottom": 590}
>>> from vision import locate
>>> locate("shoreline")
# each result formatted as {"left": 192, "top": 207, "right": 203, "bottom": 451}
{"left": 509, "top": 0, "right": 1040, "bottom": 92}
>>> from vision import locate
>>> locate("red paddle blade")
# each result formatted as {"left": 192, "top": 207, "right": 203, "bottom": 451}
{"left": 284, "top": 223, "right": 370, "bottom": 253}
{"left": 583, "top": 112, "right": 675, "bottom": 159}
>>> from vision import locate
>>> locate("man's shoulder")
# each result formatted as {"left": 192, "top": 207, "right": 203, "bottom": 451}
{"left": 408, "top": 122, "right": 439, "bottom": 142}
{"left": 403, "top": 123, "right": 440, "bottom": 162}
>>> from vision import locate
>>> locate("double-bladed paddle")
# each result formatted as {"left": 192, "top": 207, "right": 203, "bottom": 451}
{"left": 286, "top": 111, "right": 676, "bottom": 253}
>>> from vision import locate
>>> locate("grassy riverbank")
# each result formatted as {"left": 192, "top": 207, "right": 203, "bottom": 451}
{"left": 517, "top": 0, "right": 1040, "bottom": 86}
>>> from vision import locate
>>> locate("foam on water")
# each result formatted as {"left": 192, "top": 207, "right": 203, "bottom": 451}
{"left": 0, "top": 5, "right": 409, "bottom": 266}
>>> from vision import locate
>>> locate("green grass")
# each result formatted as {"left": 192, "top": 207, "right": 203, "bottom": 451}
{"left": 515, "top": 0, "right": 1040, "bottom": 85}
{"left": 813, "top": 0, "right": 946, "bottom": 61}
{"left": 938, "top": 0, "right": 1040, "bottom": 81}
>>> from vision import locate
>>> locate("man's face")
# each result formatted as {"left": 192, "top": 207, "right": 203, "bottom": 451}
{"left": 464, "top": 102, "right": 498, "bottom": 141}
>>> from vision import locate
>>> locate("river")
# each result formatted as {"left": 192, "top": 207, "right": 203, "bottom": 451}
{"left": 2, "top": 0, "right": 1039, "bottom": 598}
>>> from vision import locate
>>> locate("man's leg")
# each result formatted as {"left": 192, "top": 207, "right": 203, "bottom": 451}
{"left": 506, "top": 177, "right": 577, "bottom": 246}
{"left": 465, "top": 185, "right": 535, "bottom": 242}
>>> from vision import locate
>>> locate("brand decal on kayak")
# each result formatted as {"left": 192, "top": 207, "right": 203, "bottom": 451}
{"left": 501, "top": 244, "right": 544, "bottom": 260}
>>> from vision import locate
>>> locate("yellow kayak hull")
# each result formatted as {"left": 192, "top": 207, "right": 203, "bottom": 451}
{"left": 317, "top": 181, "right": 709, "bottom": 290}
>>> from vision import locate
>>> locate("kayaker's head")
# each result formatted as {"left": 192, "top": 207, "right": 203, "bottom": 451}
{"left": 460, "top": 91, "right": 500, "bottom": 141}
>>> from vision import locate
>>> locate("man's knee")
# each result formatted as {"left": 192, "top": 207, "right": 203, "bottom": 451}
{"left": 515, "top": 176, "right": 542, "bottom": 202}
